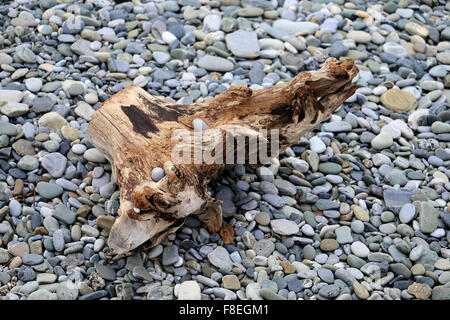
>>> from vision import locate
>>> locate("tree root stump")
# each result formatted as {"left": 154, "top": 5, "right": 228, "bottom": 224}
{"left": 86, "top": 57, "right": 359, "bottom": 260}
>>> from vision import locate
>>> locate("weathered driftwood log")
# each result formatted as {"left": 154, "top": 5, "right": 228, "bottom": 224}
{"left": 86, "top": 58, "right": 359, "bottom": 260}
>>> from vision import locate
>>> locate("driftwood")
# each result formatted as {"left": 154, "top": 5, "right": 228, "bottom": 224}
{"left": 86, "top": 58, "right": 358, "bottom": 260}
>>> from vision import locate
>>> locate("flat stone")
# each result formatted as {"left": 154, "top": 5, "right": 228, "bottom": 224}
{"left": 222, "top": 274, "right": 240, "bottom": 290}
{"left": 316, "top": 199, "right": 340, "bottom": 210}
{"left": 197, "top": 55, "right": 233, "bottom": 72}
{"left": 351, "top": 241, "right": 370, "bottom": 258}
{"left": 226, "top": 31, "right": 260, "bottom": 58}
{"left": 17, "top": 155, "right": 39, "bottom": 171}
{"left": 259, "top": 288, "right": 286, "bottom": 300}
{"left": 71, "top": 39, "right": 94, "bottom": 56}
{"left": 383, "top": 189, "right": 412, "bottom": 207}
{"left": 36, "top": 273, "right": 57, "bottom": 284}
{"left": 287, "top": 279, "right": 303, "bottom": 293}
{"left": 255, "top": 212, "right": 270, "bottom": 225}
{"left": 318, "top": 162, "right": 342, "bottom": 174}
{"left": 399, "top": 203, "right": 416, "bottom": 224}
{"left": 53, "top": 204, "right": 77, "bottom": 225}
{"left": 253, "top": 239, "right": 275, "bottom": 257}
{"left": 27, "top": 289, "right": 57, "bottom": 300}
{"left": 262, "top": 194, "right": 285, "bottom": 208}
{"left": 246, "top": 283, "right": 263, "bottom": 300}
{"left": 56, "top": 281, "right": 79, "bottom": 300}
{"left": 318, "top": 268, "right": 335, "bottom": 284}
{"left": 380, "top": 89, "right": 418, "bottom": 112}
{"left": 385, "top": 170, "right": 407, "bottom": 187}
{"left": 8, "top": 242, "right": 29, "bottom": 257}
{"left": 408, "top": 283, "right": 432, "bottom": 299}
{"left": 353, "top": 282, "right": 369, "bottom": 299}
{"left": 42, "top": 152, "right": 67, "bottom": 178}
{"left": 96, "top": 215, "right": 115, "bottom": 232}
{"left": 178, "top": 281, "right": 201, "bottom": 299}
{"left": 273, "top": 179, "right": 296, "bottom": 196}
{"left": 38, "top": 112, "right": 67, "bottom": 131}
{"left": 162, "top": 245, "right": 179, "bottom": 266}
{"left": 335, "top": 226, "right": 353, "bottom": 244}
{"left": 320, "top": 239, "right": 339, "bottom": 251}
{"left": 16, "top": 46, "right": 36, "bottom": 63}
{"left": 322, "top": 121, "right": 352, "bottom": 132}
{"left": 272, "top": 19, "right": 319, "bottom": 36}
{"left": 405, "top": 22, "right": 429, "bottom": 37}
{"left": 0, "top": 122, "right": 18, "bottom": 136}
{"left": 22, "top": 253, "right": 43, "bottom": 265}
{"left": 20, "top": 281, "right": 39, "bottom": 294}
{"left": 383, "top": 42, "right": 407, "bottom": 58}
{"left": 432, "top": 286, "right": 450, "bottom": 300}
{"left": 0, "top": 249, "right": 10, "bottom": 264}
{"left": 74, "top": 102, "right": 95, "bottom": 121}
{"left": 12, "top": 139, "right": 35, "bottom": 155}
{"left": 419, "top": 202, "right": 439, "bottom": 233}
{"left": 352, "top": 205, "right": 369, "bottom": 222}
{"left": 256, "top": 167, "right": 274, "bottom": 182}
{"left": 81, "top": 224, "right": 99, "bottom": 237}
{"left": 0, "top": 90, "right": 24, "bottom": 103}
{"left": 207, "top": 246, "right": 233, "bottom": 271}
{"left": 132, "top": 266, "right": 152, "bottom": 281}
{"left": 52, "top": 229, "right": 65, "bottom": 252}
{"left": 309, "top": 136, "right": 326, "bottom": 153}
{"left": 84, "top": 148, "right": 106, "bottom": 163}
{"left": 371, "top": 132, "right": 393, "bottom": 150}
{"left": 348, "top": 31, "right": 371, "bottom": 43}
{"left": 8, "top": 199, "right": 22, "bottom": 216}
{"left": 125, "top": 255, "right": 143, "bottom": 271}
{"left": 270, "top": 219, "right": 299, "bottom": 235}
{"left": 0, "top": 102, "right": 29, "bottom": 117}
{"left": 36, "top": 182, "right": 63, "bottom": 199}
{"left": 25, "top": 78, "right": 42, "bottom": 92}
{"left": 319, "top": 284, "right": 340, "bottom": 298}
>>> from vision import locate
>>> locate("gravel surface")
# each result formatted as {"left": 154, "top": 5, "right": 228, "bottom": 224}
{"left": 0, "top": 0, "right": 449, "bottom": 301}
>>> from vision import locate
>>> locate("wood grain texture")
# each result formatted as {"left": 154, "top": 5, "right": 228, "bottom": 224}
{"left": 86, "top": 57, "right": 359, "bottom": 259}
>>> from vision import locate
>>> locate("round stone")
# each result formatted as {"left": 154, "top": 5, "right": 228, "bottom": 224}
{"left": 351, "top": 220, "right": 365, "bottom": 234}
{"left": 351, "top": 241, "right": 370, "bottom": 258}
{"left": 84, "top": 148, "right": 106, "bottom": 163}
{"left": 318, "top": 268, "right": 335, "bottom": 284}
{"left": 36, "top": 181, "right": 63, "bottom": 199}
{"left": 151, "top": 167, "right": 165, "bottom": 182}
{"left": 25, "top": 78, "right": 43, "bottom": 92}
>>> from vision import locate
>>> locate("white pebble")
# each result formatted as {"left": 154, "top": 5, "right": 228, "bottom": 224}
{"left": 151, "top": 167, "right": 165, "bottom": 182}
{"left": 161, "top": 31, "right": 177, "bottom": 45}
{"left": 71, "top": 144, "right": 87, "bottom": 154}
{"left": 351, "top": 241, "right": 370, "bottom": 258}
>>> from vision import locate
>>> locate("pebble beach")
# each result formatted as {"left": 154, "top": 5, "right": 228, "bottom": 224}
{"left": 0, "top": 0, "right": 449, "bottom": 301}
